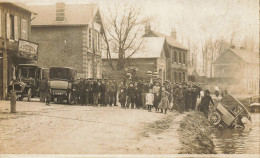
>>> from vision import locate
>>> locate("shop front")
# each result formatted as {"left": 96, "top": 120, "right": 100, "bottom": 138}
{"left": 0, "top": 39, "right": 38, "bottom": 99}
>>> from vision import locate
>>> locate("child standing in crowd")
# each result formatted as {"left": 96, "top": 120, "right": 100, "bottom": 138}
{"left": 146, "top": 89, "right": 154, "bottom": 112}
{"left": 159, "top": 91, "right": 170, "bottom": 114}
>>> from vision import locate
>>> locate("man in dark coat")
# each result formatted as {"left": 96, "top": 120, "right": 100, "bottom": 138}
{"left": 127, "top": 82, "right": 136, "bottom": 109}
{"left": 100, "top": 80, "right": 106, "bottom": 106}
{"left": 106, "top": 80, "right": 115, "bottom": 106}
{"left": 200, "top": 90, "right": 214, "bottom": 118}
{"left": 113, "top": 80, "right": 118, "bottom": 106}
{"left": 92, "top": 79, "right": 100, "bottom": 106}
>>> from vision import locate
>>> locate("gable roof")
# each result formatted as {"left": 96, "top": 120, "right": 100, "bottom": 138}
{"left": 102, "top": 37, "right": 166, "bottom": 59}
{"left": 30, "top": 4, "right": 98, "bottom": 26}
{"left": 187, "top": 67, "right": 198, "bottom": 76}
{"left": 144, "top": 30, "right": 189, "bottom": 50}
{"left": 214, "top": 48, "right": 258, "bottom": 65}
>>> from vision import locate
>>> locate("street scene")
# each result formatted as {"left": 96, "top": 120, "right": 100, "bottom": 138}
{"left": 0, "top": 0, "right": 259, "bottom": 157}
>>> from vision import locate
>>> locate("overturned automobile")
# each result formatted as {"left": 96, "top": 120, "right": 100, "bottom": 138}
{"left": 209, "top": 94, "right": 252, "bottom": 128}
{"left": 49, "top": 67, "right": 77, "bottom": 104}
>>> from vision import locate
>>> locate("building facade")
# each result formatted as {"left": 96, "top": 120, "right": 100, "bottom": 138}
{"left": 30, "top": 3, "right": 103, "bottom": 79}
{"left": 213, "top": 48, "right": 259, "bottom": 95}
{"left": 143, "top": 26, "right": 189, "bottom": 83}
{"left": 0, "top": 2, "right": 37, "bottom": 99}
{"left": 102, "top": 37, "right": 168, "bottom": 83}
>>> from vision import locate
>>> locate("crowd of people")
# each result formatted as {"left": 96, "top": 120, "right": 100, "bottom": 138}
{"left": 42, "top": 77, "right": 214, "bottom": 117}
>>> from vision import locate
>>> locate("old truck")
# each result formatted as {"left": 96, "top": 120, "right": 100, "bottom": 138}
{"left": 209, "top": 93, "right": 252, "bottom": 128}
{"left": 49, "top": 67, "right": 77, "bottom": 104}
{"left": 9, "top": 64, "right": 40, "bottom": 101}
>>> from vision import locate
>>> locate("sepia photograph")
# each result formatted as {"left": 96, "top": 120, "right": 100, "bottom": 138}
{"left": 0, "top": 0, "right": 259, "bottom": 157}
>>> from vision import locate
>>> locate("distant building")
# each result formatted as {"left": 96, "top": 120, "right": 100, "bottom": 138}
{"left": 187, "top": 67, "right": 199, "bottom": 82}
{"left": 213, "top": 47, "right": 259, "bottom": 94}
{"left": 143, "top": 26, "right": 189, "bottom": 83}
{"left": 102, "top": 37, "right": 168, "bottom": 83}
{"left": 0, "top": 2, "right": 37, "bottom": 99}
{"left": 30, "top": 3, "right": 104, "bottom": 79}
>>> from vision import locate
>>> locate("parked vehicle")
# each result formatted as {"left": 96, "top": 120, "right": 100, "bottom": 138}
{"left": 49, "top": 67, "right": 77, "bottom": 104}
{"left": 8, "top": 64, "right": 40, "bottom": 101}
{"left": 209, "top": 93, "right": 252, "bottom": 128}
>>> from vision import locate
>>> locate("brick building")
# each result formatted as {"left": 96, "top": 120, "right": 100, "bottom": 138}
{"left": 102, "top": 37, "right": 168, "bottom": 83}
{"left": 143, "top": 26, "right": 189, "bottom": 83}
{"left": 0, "top": 2, "right": 37, "bottom": 99}
{"left": 30, "top": 3, "right": 104, "bottom": 78}
{"left": 213, "top": 47, "right": 259, "bottom": 94}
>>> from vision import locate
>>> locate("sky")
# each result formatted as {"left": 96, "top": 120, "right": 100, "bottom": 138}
{"left": 6, "top": 0, "right": 259, "bottom": 74}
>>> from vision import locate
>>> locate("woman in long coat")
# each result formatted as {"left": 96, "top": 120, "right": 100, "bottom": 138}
{"left": 158, "top": 91, "right": 170, "bottom": 114}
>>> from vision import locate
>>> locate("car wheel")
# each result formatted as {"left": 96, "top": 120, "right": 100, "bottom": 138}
{"left": 19, "top": 97, "right": 23, "bottom": 101}
{"left": 209, "top": 112, "right": 221, "bottom": 125}
{"left": 27, "top": 89, "right": 32, "bottom": 102}
{"left": 67, "top": 92, "right": 72, "bottom": 105}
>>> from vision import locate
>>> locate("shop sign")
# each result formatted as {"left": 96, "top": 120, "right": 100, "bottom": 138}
{"left": 18, "top": 40, "right": 38, "bottom": 54}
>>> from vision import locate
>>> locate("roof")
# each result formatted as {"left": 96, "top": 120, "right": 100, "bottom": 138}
{"left": 214, "top": 48, "right": 259, "bottom": 64}
{"left": 0, "top": 2, "right": 33, "bottom": 13}
{"left": 145, "top": 30, "right": 189, "bottom": 50}
{"left": 187, "top": 67, "right": 198, "bottom": 76}
{"left": 30, "top": 4, "right": 98, "bottom": 26}
{"left": 102, "top": 37, "right": 166, "bottom": 59}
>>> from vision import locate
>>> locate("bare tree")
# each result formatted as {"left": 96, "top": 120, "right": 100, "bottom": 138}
{"left": 102, "top": 2, "right": 144, "bottom": 70}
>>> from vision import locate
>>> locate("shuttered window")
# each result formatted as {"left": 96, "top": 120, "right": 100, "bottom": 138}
{"left": 14, "top": 16, "right": 18, "bottom": 41}
{"left": 21, "top": 19, "right": 27, "bottom": 40}
{"left": 6, "top": 13, "right": 10, "bottom": 39}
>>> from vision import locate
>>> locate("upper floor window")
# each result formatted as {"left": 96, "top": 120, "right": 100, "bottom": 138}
{"left": 179, "top": 52, "right": 182, "bottom": 64}
{"left": 0, "top": 10, "right": 2, "bottom": 37}
{"left": 21, "top": 19, "right": 28, "bottom": 40}
{"left": 174, "top": 51, "right": 177, "bottom": 62}
{"left": 171, "top": 50, "right": 174, "bottom": 63}
{"left": 183, "top": 52, "right": 186, "bottom": 65}
{"left": 89, "top": 29, "right": 92, "bottom": 48}
{"left": 6, "top": 13, "right": 15, "bottom": 40}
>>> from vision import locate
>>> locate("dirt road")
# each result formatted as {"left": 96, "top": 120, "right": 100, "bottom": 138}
{"left": 0, "top": 100, "right": 186, "bottom": 154}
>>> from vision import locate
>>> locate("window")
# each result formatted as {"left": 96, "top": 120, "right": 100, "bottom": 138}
{"left": 21, "top": 19, "right": 28, "bottom": 40}
{"left": 89, "top": 29, "right": 92, "bottom": 48}
{"left": 183, "top": 72, "right": 185, "bottom": 82}
{"left": 0, "top": 9, "right": 1, "bottom": 37}
{"left": 6, "top": 13, "right": 15, "bottom": 40}
{"left": 183, "top": 52, "right": 186, "bottom": 65}
{"left": 179, "top": 52, "right": 182, "bottom": 64}
{"left": 96, "top": 32, "right": 99, "bottom": 51}
{"left": 14, "top": 16, "right": 18, "bottom": 41}
{"left": 174, "top": 51, "right": 177, "bottom": 62}
{"left": 171, "top": 50, "right": 174, "bottom": 63}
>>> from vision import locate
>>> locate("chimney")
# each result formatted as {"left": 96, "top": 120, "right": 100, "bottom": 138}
{"left": 56, "top": 2, "right": 65, "bottom": 22}
{"left": 145, "top": 24, "right": 151, "bottom": 35}
{"left": 171, "top": 29, "right": 177, "bottom": 40}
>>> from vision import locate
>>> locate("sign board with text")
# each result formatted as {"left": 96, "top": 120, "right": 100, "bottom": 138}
{"left": 18, "top": 40, "right": 38, "bottom": 54}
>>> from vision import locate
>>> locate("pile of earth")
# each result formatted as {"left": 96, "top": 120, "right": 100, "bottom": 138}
{"left": 178, "top": 111, "right": 216, "bottom": 154}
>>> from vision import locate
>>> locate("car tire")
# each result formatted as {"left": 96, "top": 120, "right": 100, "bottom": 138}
{"left": 27, "top": 89, "right": 32, "bottom": 102}
{"left": 68, "top": 92, "right": 72, "bottom": 105}
{"left": 209, "top": 112, "right": 221, "bottom": 126}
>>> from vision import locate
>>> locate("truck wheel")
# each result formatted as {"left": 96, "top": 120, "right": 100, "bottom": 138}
{"left": 209, "top": 112, "right": 221, "bottom": 125}
{"left": 67, "top": 92, "right": 72, "bottom": 105}
{"left": 27, "top": 89, "right": 32, "bottom": 102}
